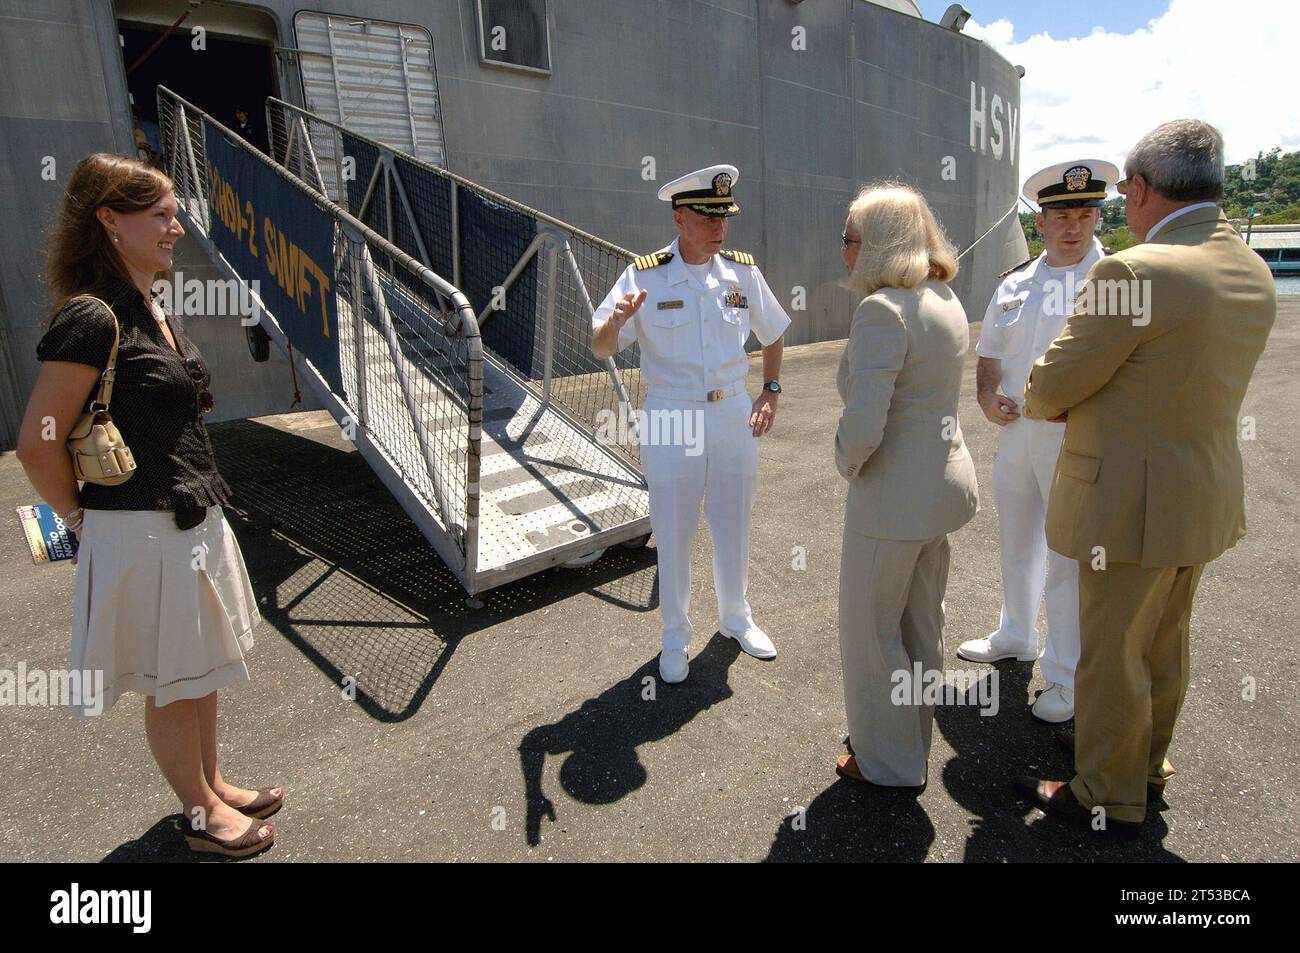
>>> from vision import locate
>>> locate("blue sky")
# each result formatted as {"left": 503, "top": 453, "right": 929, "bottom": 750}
{"left": 923, "top": 0, "right": 1170, "bottom": 41}
{"left": 958, "top": 0, "right": 1299, "bottom": 185}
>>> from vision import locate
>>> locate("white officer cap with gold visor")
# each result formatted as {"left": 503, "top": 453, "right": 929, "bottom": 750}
{"left": 658, "top": 164, "right": 741, "bottom": 217}
{"left": 1023, "top": 159, "right": 1120, "bottom": 209}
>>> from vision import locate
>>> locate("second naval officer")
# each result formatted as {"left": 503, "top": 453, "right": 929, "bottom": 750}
{"left": 959, "top": 158, "right": 1120, "bottom": 722}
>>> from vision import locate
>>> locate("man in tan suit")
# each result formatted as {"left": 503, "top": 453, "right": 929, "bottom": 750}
{"left": 1015, "top": 120, "right": 1276, "bottom": 837}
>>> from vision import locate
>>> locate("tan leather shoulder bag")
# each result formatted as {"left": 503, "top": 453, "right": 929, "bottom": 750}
{"left": 65, "top": 296, "right": 137, "bottom": 485}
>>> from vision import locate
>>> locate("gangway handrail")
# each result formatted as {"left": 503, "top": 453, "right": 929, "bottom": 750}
{"left": 266, "top": 96, "right": 646, "bottom": 478}
{"left": 163, "top": 89, "right": 478, "bottom": 331}
{"left": 265, "top": 96, "right": 637, "bottom": 262}
{"left": 156, "top": 86, "right": 485, "bottom": 580}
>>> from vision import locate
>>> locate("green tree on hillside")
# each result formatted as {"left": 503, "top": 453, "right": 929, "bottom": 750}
{"left": 1224, "top": 147, "right": 1300, "bottom": 220}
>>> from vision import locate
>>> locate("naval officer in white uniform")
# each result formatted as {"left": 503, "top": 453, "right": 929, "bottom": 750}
{"left": 591, "top": 165, "right": 791, "bottom": 684}
{"left": 960, "top": 159, "right": 1119, "bottom": 723}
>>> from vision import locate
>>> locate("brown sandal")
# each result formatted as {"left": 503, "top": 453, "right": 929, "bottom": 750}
{"left": 182, "top": 817, "right": 275, "bottom": 858}
{"left": 231, "top": 787, "right": 283, "bottom": 819}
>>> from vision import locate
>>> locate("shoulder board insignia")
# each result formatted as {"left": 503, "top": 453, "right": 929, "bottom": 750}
{"left": 635, "top": 252, "right": 673, "bottom": 271}
{"left": 998, "top": 257, "right": 1034, "bottom": 280}
{"left": 719, "top": 249, "right": 755, "bottom": 266}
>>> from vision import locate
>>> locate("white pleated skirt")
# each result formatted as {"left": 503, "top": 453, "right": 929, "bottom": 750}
{"left": 69, "top": 506, "right": 260, "bottom": 715}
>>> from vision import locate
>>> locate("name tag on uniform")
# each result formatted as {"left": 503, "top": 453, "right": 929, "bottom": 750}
{"left": 657, "top": 300, "right": 684, "bottom": 310}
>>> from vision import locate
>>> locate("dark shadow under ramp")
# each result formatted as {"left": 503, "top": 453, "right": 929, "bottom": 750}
{"left": 208, "top": 416, "right": 658, "bottom": 723}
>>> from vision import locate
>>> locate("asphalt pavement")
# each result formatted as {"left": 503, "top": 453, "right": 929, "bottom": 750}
{"left": 1, "top": 301, "right": 1295, "bottom": 862}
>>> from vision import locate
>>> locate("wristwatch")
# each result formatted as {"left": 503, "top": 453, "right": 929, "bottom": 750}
{"left": 764, "top": 380, "right": 782, "bottom": 394}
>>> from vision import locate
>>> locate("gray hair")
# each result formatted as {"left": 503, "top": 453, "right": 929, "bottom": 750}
{"left": 1125, "top": 120, "right": 1225, "bottom": 201}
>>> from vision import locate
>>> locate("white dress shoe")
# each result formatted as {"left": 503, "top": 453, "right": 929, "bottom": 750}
{"left": 1031, "top": 683, "right": 1075, "bottom": 723}
{"left": 956, "top": 635, "right": 1037, "bottom": 664}
{"left": 658, "top": 648, "right": 689, "bottom": 684}
{"left": 719, "top": 623, "right": 777, "bottom": 660}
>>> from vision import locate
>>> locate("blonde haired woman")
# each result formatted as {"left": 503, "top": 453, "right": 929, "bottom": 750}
{"left": 833, "top": 182, "right": 978, "bottom": 788}
{"left": 16, "top": 154, "right": 277, "bottom": 857}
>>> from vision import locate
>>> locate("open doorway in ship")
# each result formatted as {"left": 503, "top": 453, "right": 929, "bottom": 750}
{"left": 116, "top": 1, "right": 279, "bottom": 164}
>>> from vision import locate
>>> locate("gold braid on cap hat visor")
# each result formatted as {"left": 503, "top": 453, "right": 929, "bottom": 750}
{"left": 1040, "top": 191, "right": 1108, "bottom": 203}
{"left": 673, "top": 195, "right": 739, "bottom": 207}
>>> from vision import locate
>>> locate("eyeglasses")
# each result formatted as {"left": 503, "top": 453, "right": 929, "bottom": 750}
{"left": 842, "top": 233, "right": 861, "bottom": 248}
{"left": 183, "top": 357, "right": 214, "bottom": 415}
{"left": 1116, "top": 174, "right": 1141, "bottom": 196}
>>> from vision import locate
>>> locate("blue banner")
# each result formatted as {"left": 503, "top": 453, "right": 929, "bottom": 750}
{"left": 459, "top": 189, "right": 538, "bottom": 377}
{"left": 203, "top": 124, "right": 343, "bottom": 396}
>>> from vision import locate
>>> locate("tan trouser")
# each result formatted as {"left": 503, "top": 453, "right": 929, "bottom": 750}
{"left": 837, "top": 530, "right": 950, "bottom": 786}
{"left": 1070, "top": 560, "right": 1205, "bottom": 824}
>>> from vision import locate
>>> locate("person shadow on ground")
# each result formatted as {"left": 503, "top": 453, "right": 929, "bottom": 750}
{"left": 518, "top": 633, "right": 742, "bottom": 846}
{"left": 764, "top": 773, "right": 935, "bottom": 862}
{"left": 934, "top": 662, "right": 1183, "bottom": 861}
{"left": 103, "top": 815, "right": 269, "bottom": 863}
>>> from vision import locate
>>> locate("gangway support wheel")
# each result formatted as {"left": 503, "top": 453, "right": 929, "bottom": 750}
{"left": 246, "top": 323, "right": 271, "bottom": 362}
{"left": 561, "top": 548, "right": 607, "bottom": 568}
{"left": 620, "top": 533, "right": 652, "bottom": 549}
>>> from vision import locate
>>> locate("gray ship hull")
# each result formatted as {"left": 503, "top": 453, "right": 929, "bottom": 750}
{"left": 0, "top": 0, "right": 1024, "bottom": 446}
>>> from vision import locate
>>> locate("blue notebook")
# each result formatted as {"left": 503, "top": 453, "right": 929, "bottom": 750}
{"left": 16, "top": 503, "right": 78, "bottom": 563}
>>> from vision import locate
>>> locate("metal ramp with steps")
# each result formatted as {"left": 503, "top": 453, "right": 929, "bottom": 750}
{"left": 158, "top": 87, "right": 650, "bottom": 596}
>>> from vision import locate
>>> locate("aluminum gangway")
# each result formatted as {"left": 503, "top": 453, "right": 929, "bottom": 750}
{"left": 157, "top": 87, "right": 651, "bottom": 597}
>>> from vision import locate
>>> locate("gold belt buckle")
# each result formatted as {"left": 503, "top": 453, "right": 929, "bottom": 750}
{"left": 706, "top": 389, "right": 725, "bottom": 402}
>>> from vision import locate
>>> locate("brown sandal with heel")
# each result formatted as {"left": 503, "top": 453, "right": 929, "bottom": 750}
{"left": 232, "top": 787, "right": 283, "bottom": 819}
{"left": 181, "top": 816, "right": 275, "bottom": 858}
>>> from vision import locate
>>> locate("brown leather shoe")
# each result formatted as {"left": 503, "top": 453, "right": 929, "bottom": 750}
{"left": 1053, "top": 731, "right": 1169, "bottom": 809}
{"left": 1012, "top": 776, "right": 1142, "bottom": 839}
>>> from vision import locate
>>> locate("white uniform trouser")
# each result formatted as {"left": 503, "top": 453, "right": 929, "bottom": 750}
{"left": 640, "top": 390, "right": 758, "bottom": 653}
{"left": 990, "top": 416, "right": 1080, "bottom": 689}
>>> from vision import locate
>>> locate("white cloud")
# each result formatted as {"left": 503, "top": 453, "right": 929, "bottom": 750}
{"left": 966, "top": 0, "right": 1300, "bottom": 192}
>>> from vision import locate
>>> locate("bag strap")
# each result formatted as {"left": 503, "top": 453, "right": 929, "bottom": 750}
{"left": 68, "top": 295, "right": 121, "bottom": 412}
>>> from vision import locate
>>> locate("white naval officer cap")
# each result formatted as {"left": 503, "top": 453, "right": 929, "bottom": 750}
{"left": 1023, "top": 159, "right": 1120, "bottom": 209}
{"left": 658, "top": 164, "right": 741, "bottom": 217}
